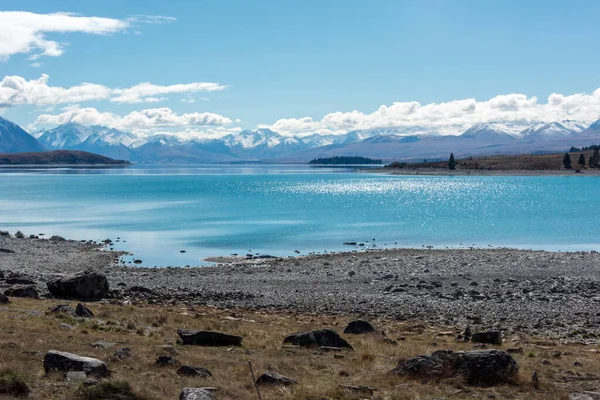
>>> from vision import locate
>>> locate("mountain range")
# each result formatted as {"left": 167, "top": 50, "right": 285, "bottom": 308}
{"left": 1, "top": 116, "right": 599, "bottom": 163}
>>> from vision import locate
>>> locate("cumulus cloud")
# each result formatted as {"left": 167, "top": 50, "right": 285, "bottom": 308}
{"left": 33, "top": 106, "right": 234, "bottom": 132}
{"left": 0, "top": 74, "right": 227, "bottom": 107}
{"left": 260, "top": 89, "right": 600, "bottom": 136}
{"left": 0, "top": 11, "right": 173, "bottom": 60}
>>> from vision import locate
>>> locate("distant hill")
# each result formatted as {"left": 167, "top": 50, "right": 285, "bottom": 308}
{"left": 0, "top": 150, "right": 130, "bottom": 165}
{"left": 0, "top": 116, "right": 45, "bottom": 153}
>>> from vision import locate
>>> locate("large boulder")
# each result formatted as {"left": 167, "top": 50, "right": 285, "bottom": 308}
{"left": 393, "top": 349, "right": 518, "bottom": 386}
{"left": 344, "top": 320, "right": 375, "bottom": 334}
{"left": 47, "top": 270, "right": 109, "bottom": 300}
{"left": 0, "top": 293, "right": 9, "bottom": 304}
{"left": 5, "top": 285, "right": 39, "bottom": 299}
{"left": 43, "top": 350, "right": 110, "bottom": 378}
{"left": 179, "top": 388, "right": 215, "bottom": 400}
{"left": 283, "top": 329, "right": 353, "bottom": 349}
{"left": 177, "top": 330, "right": 242, "bottom": 346}
{"left": 471, "top": 331, "right": 502, "bottom": 345}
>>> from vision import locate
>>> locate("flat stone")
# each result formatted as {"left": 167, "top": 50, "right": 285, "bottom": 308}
{"left": 343, "top": 320, "right": 375, "bottom": 334}
{"left": 44, "top": 350, "right": 110, "bottom": 378}
{"left": 256, "top": 371, "right": 297, "bottom": 386}
{"left": 283, "top": 329, "right": 353, "bottom": 350}
{"left": 5, "top": 285, "right": 39, "bottom": 299}
{"left": 177, "top": 365, "right": 212, "bottom": 378}
{"left": 177, "top": 329, "right": 242, "bottom": 347}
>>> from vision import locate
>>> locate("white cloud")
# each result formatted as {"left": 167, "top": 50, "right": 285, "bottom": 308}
{"left": 0, "top": 74, "right": 227, "bottom": 106}
{"left": 33, "top": 106, "right": 234, "bottom": 132}
{"left": 260, "top": 89, "right": 600, "bottom": 136}
{"left": 30, "top": 62, "right": 42, "bottom": 68}
{"left": 111, "top": 82, "right": 226, "bottom": 103}
{"left": 0, "top": 11, "right": 173, "bottom": 60}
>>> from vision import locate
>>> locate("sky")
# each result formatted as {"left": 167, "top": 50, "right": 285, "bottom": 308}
{"left": 1, "top": 0, "right": 600, "bottom": 138}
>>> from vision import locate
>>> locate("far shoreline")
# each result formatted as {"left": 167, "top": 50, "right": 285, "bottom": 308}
{"left": 359, "top": 167, "right": 600, "bottom": 176}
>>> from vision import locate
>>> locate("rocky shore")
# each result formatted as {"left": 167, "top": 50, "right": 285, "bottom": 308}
{"left": 1, "top": 232, "right": 599, "bottom": 339}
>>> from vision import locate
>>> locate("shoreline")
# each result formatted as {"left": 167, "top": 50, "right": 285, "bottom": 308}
{"left": 1, "top": 233, "right": 599, "bottom": 338}
{"left": 359, "top": 167, "right": 600, "bottom": 176}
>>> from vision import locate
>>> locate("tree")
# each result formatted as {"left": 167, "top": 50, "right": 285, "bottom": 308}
{"left": 578, "top": 153, "right": 586, "bottom": 168}
{"left": 563, "top": 153, "right": 572, "bottom": 169}
{"left": 448, "top": 153, "right": 456, "bottom": 170}
{"left": 593, "top": 148, "right": 600, "bottom": 167}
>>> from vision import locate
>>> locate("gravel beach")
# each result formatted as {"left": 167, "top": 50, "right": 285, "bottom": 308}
{"left": 1, "top": 233, "right": 599, "bottom": 338}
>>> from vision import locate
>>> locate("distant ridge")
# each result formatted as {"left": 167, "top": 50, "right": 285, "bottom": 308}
{"left": 0, "top": 150, "right": 130, "bottom": 165}
{"left": 2, "top": 115, "right": 600, "bottom": 163}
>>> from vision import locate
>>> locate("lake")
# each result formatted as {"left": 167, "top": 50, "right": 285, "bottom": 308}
{"left": 1, "top": 164, "right": 598, "bottom": 266}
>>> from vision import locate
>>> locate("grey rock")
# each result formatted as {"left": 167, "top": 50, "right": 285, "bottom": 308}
{"left": 49, "top": 235, "right": 66, "bottom": 241}
{"left": 65, "top": 371, "right": 87, "bottom": 382}
{"left": 90, "top": 340, "right": 115, "bottom": 349}
{"left": 47, "top": 270, "right": 109, "bottom": 300}
{"left": 156, "top": 355, "right": 179, "bottom": 366}
{"left": 0, "top": 230, "right": 10, "bottom": 236}
{"left": 344, "top": 320, "right": 375, "bottom": 334}
{"left": 49, "top": 304, "right": 75, "bottom": 315}
{"left": 75, "top": 303, "right": 94, "bottom": 318}
{"left": 283, "top": 329, "right": 353, "bottom": 349}
{"left": 44, "top": 350, "right": 110, "bottom": 378}
{"left": 109, "top": 347, "right": 132, "bottom": 361}
{"left": 177, "top": 365, "right": 212, "bottom": 378}
{"left": 177, "top": 329, "right": 242, "bottom": 347}
{"left": 59, "top": 323, "right": 75, "bottom": 330}
{"left": 255, "top": 371, "right": 297, "bottom": 386}
{"left": 392, "top": 349, "right": 518, "bottom": 385}
{"left": 179, "top": 388, "right": 215, "bottom": 400}
{"left": 0, "top": 293, "right": 9, "bottom": 304}
{"left": 471, "top": 330, "right": 502, "bottom": 345}
{"left": 15, "top": 231, "right": 25, "bottom": 239}
{"left": 0, "top": 248, "right": 15, "bottom": 253}
{"left": 5, "top": 285, "right": 39, "bottom": 299}
{"left": 569, "top": 394, "right": 594, "bottom": 400}
{"left": 5, "top": 273, "right": 36, "bottom": 285}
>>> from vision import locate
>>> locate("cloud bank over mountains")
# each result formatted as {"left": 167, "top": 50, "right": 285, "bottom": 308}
{"left": 259, "top": 89, "right": 600, "bottom": 136}
{"left": 25, "top": 83, "right": 600, "bottom": 140}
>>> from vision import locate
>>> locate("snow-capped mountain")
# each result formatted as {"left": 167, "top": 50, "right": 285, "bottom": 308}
{"left": 37, "top": 122, "right": 98, "bottom": 149}
{"left": 459, "top": 123, "right": 521, "bottom": 140}
{"left": 0, "top": 117, "right": 45, "bottom": 153}
{"left": 520, "top": 121, "right": 586, "bottom": 140}
{"left": 3, "top": 117, "right": 599, "bottom": 163}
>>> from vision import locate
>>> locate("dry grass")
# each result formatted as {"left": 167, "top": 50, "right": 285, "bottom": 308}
{"left": 0, "top": 298, "right": 598, "bottom": 399}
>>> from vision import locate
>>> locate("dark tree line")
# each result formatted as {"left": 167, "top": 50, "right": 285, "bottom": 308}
{"left": 308, "top": 156, "right": 383, "bottom": 165}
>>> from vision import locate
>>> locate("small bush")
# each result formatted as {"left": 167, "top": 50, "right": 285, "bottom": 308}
{"left": 77, "top": 380, "right": 150, "bottom": 400}
{"left": 0, "top": 369, "right": 30, "bottom": 397}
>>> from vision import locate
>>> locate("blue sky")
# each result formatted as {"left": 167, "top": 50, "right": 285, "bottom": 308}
{"left": 1, "top": 0, "right": 600, "bottom": 137}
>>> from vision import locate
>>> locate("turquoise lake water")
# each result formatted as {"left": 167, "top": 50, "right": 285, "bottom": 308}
{"left": 1, "top": 165, "right": 599, "bottom": 266}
